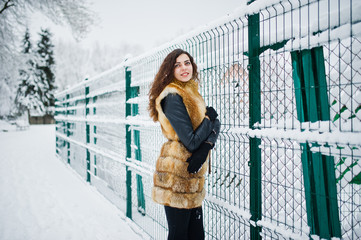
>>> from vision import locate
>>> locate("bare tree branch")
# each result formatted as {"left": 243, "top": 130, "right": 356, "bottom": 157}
{"left": 0, "top": 0, "right": 15, "bottom": 15}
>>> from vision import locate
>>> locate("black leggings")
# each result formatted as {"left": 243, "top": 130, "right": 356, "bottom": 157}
{"left": 164, "top": 206, "right": 205, "bottom": 240}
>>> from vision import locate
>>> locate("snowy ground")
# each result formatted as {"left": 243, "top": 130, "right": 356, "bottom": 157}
{"left": 0, "top": 124, "right": 144, "bottom": 240}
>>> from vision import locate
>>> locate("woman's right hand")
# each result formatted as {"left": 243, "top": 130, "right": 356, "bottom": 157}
{"left": 186, "top": 141, "right": 213, "bottom": 173}
{"left": 206, "top": 106, "right": 218, "bottom": 121}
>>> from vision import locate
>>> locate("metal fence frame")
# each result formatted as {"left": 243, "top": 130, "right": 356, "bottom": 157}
{"left": 55, "top": 0, "right": 361, "bottom": 239}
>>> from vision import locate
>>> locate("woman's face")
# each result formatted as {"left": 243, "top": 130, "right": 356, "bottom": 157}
{"left": 173, "top": 53, "right": 193, "bottom": 82}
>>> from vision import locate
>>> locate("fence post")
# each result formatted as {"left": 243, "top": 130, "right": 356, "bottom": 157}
{"left": 66, "top": 94, "right": 71, "bottom": 164}
{"left": 130, "top": 85, "right": 146, "bottom": 215}
{"left": 93, "top": 96, "right": 97, "bottom": 176}
{"left": 248, "top": 1, "right": 262, "bottom": 239}
{"left": 125, "top": 66, "right": 146, "bottom": 217}
{"left": 291, "top": 47, "right": 341, "bottom": 238}
{"left": 125, "top": 67, "right": 133, "bottom": 219}
{"left": 85, "top": 79, "right": 91, "bottom": 183}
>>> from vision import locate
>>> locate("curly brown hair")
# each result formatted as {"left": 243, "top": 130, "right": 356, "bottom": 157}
{"left": 148, "top": 49, "right": 199, "bottom": 122}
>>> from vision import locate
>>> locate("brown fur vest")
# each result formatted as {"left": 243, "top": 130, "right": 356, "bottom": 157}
{"left": 152, "top": 79, "right": 208, "bottom": 209}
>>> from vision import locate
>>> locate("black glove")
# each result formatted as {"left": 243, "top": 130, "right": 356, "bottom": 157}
{"left": 206, "top": 106, "right": 218, "bottom": 121}
{"left": 186, "top": 142, "right": 213, "bottom": 173}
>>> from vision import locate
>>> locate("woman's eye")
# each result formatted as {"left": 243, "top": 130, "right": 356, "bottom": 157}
{"left": 185, "top": 62, "right": 191, "bottom": 65}
{"left": 174, "top": 64, "right": 179, "bottom": 68}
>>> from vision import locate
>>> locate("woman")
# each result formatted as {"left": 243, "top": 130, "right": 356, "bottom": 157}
{"left": 148, "top": 49, "right": 220, "bottom": 240}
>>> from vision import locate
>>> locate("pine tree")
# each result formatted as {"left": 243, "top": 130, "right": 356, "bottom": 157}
{"left": 15, "top": 28, "right": 46, "bottom": 115}
{"left": 36, "top": 28, "right": 56, "bottom": 114}
{"left": 22, "top": 28, "right": 32, "bottom": 54}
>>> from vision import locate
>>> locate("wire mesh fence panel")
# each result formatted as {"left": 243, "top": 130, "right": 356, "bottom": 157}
{"left": 55, "top": 0, "right": 361, "bottom": 239}
{"left": 324, "top": 34, "right": 361, "bottom": 240}
{"left": 326, "top": 37, "right": 361, "bottom": 132}
{"left": 126, "top": 55, "right": 169, "bottom": 238}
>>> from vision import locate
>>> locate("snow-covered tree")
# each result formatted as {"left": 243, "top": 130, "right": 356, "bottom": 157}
{"left": 0, "top": 77, "right": 15, "bottom": 118}
{"left": 22, "top": 27, "right": 31, "bottom": 54}
{"left": 0, "top": 0, "right": 95, "bottom": 117}
{"left": 54, "top": 40, "right": 143, "bottom": 91}
{"left": 0, "top": 0, "right": 95, "bottom": 61}
{"left": 0, "top": 57, "right": 18, "bottom": 118}
{"left": 36, "top": 28, "right": 56, "bottom": 113}
{"left": 15, "top": 29, "right": 45, "bottom": 115}
{"left": 16, "top": 61, "right": 47, "bottom": 115}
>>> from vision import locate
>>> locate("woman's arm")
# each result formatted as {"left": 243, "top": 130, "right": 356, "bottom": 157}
{"left": 161, "top": 93, "right": 213, "bottom": 152}
{"left": 204, "top": 118, "right": 220, "bottom": 147}
{"left": 186, "top": 119, "right": 220, "bottom": 173}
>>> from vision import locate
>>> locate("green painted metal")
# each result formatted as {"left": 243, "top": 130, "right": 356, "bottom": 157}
{"left": 94, "top": 155, "right": 97, "bottom": 176}
{"left": 125, "top": 67, "right": 133, "bottom": 219}
{"left": 291, "top": 51, "right": 306, "bottom": 122}
{"left": 66, "top": 93, "right": 71, "bottom": 164}
{"left": 93, "top": 96, "right": 97, "bottom": 115}
{"left": 324, "top": 154, "right": 342, "bottom": 238}
{"left": 92, "top": 95, "right": 97, "bottom": 177}
{"left": 301, "top": 50, "right": 319, "bottom": 122}
{"left": 125, "top": 67, "right": 146, "bottom": 217}
{"left": 85, "top": 84, "right": 91, "bottom": 182}
{"left": 67, "top": 142, "right": 70, "bottom": 164}
{"left": 85, "top": 86, "right": 90, "bottom": 116}
{"left": 291, "top": 47, "right": 341, "bottom": 238}
{"left": 86, "top": 124, "right": 90, "bottom": 144}
{"left": 130, "top": 86, "right": 146, "bottom": 214}
{"left": 312, "top": 47, "right": 330, "bottom": 121}
{"left": 244, "top": 39, "right": 290, "bottom": 57}
{"left": 299, "top": 143, "right": 315, "bottom": 231}
{"left": 248, "top": 9, "right": 262, "bottom": 240}
{"left": 86, "top": 149, "right": 91, "bottom": 182}
{"left": 93, "top": 126, "right": 97, "bottom": 144}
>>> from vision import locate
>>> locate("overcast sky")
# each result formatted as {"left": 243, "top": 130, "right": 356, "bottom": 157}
{"left": 30, "top": 0, "right": 243, "bottom": 52}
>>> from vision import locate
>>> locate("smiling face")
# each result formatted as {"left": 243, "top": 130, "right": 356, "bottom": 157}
{"left": 173, "top": 53, "right": 193, "bottom": 82}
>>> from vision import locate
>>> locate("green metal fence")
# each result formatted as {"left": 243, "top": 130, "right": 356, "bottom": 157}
{"left": 55, "top": 0, "right": 361, "bottom": 239}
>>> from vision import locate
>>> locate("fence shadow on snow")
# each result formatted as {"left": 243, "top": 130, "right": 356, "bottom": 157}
{"left": 55, "top": 0, "right": 361, "bottom": 239}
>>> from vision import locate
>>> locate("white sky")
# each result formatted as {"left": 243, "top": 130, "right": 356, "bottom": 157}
{"left": 30, "top": 0, "right": 243, "bottom": 52}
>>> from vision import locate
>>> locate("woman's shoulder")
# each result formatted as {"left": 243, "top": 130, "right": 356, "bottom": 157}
{"left": 156, "top": 83, "right": 184, "bottom": 104}
{"left": 160, "top": 93, "right": 183, "bottom": 110}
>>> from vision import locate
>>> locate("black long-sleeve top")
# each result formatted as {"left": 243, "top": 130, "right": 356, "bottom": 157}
{"left": 161, "top": 93, "right": 220, "bottom": 152}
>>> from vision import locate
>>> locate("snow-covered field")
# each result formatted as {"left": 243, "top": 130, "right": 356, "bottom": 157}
{"left": 0, "top": 124, "right": 144, "bottom": 240}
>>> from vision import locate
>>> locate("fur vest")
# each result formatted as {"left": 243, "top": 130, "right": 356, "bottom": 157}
{"left": 152, "top": 79, "right": 208, "bottom": 209}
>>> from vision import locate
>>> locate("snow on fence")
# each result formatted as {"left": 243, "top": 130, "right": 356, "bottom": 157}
{"left": 55, "top": 0, "right": 361, "bottom": 239}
